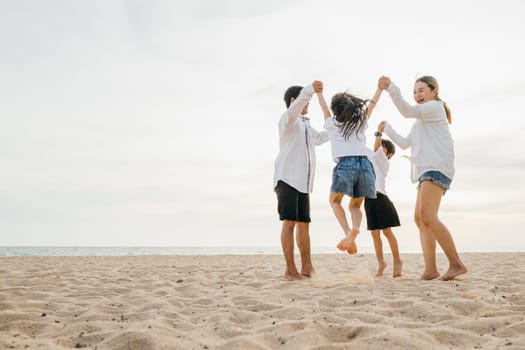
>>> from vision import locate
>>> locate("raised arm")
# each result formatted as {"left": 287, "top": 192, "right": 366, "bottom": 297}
{"left": 311, "top": 81, "right": 330, "bottom": 143}
{"left": 383, "top": 121, "right": 411, "bottom": 150}
{"left": 373, "top": 122, "right": 385, "bottom": 152}
{"left": 283, "top": 83, "right": 315, "bottom": 129}
{"left": 378, "top": 76, "right": 419, "bottom": 118}
{"left": 378, "top": 76, "right": 442, "bottom": 120}
{"left": 316, "top": 89, "right": 331, "bottom": 120}
{"left": 366, "top": 87, "right": 383, "bottom": 118}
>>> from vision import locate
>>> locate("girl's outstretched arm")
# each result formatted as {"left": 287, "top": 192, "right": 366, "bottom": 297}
{"left": 317, "top": 90, "right": 331, "bottom": 120}
{"left": 366, "top": 87, "right": 383, "bottom": 118}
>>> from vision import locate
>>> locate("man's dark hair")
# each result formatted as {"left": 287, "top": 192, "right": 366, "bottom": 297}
{"left": 283, "top": 86, "right": 303, "bottom": 108}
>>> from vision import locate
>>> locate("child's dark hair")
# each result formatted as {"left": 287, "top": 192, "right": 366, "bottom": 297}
{"left": 330, "top": 93, "right": 369, "bottom": 140}
{"left": 381, "top": 139, "right": 395, "bottom": 156}
{"left": 283, "top": 86, "right": 303, "bottom": 108}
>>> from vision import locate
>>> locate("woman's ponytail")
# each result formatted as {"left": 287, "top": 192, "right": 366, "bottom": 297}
{"left": 436, "top": 96, "right": 452, "bottom": 124}
{"left": 417, "top": 76, "right": 452, "bottom": 124}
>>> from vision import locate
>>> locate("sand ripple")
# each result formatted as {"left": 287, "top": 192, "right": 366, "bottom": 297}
{"left": 0, "top": 253, "right": 524, "bottom": 349}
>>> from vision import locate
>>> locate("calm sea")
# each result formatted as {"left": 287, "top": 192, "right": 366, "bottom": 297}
{"left": 0, "top": 246, "right": 349, "bottom": 257}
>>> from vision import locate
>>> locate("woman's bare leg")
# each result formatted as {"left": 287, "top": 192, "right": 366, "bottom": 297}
{"left": 415, "top": 187, "right": 440, "bottom": 280}
{"left": 419, "top": 181, "right": 467, "bottom": 281}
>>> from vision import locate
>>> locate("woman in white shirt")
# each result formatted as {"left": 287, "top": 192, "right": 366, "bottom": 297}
{"left": 378, "top": 75, "right": 467, "bottom": 281}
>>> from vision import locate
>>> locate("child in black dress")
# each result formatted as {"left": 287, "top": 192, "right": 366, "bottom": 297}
{"left": 365, "top": 122, "right": 402, "bottom": 277}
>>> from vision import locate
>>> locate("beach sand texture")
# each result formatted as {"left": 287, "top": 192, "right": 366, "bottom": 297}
{"left": 1, "top": 253, "right": 524, "bottom": 349}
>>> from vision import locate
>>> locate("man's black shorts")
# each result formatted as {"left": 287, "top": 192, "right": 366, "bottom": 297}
{"left": 275, "top": 180, "right": 311, "bottom": 222}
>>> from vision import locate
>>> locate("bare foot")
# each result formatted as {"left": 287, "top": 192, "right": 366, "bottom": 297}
{"left": 301, "top": 266, "right": 315, "bottom": 278}
{"left": 337, "top": 236, "right": 356, "bottom": 254}
{"left": 284, "top": 271, "right": 303, "bottom": 281}
{"left": 376, "top": 260, "right": 387, "bottom": 277}
{"left": 441, "top": 263, "right": 468, "bottom": 281}
{"left": 393, "top": 260, "right": 403, "bottom": 278}
{"left": 420, "top": 271, "right": 440, "bottom": 280}
{"left": 337, "top": 229, "right": 359, "bottom": 254}
{"left": 346, "top": 241, "right": 358, "bottom": 255}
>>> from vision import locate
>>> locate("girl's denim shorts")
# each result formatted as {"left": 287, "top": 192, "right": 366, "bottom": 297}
{"left": 418, "top": 170, "right": 452, "bottom": 193}
{"left": 331, "top": 156, "right": 376, "bottom": 199}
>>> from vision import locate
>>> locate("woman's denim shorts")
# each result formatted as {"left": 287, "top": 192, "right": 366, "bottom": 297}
{"left": 418, "top": 170, "right": 452, "bottom": 193}
{"left": 331, "top": 156, "right": 376, "bottom": 198}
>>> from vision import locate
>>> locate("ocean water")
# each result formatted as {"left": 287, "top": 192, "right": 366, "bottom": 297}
{"left": 0, "top": 246, "right": 348, "bottom": 257}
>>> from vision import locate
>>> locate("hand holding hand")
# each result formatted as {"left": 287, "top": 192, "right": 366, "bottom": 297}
{"left": 378, "top": 76, "right": 391, "bottom": 90}
{"left": 313, "top": 80, "right": 323, "bottom": 93}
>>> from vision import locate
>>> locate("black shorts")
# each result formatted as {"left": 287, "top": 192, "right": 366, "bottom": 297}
{"left": 275, "top": 180, "right": 311, "bottom": 223}
{"left": 364, "top": 192, "right": 400, "bottom": 230}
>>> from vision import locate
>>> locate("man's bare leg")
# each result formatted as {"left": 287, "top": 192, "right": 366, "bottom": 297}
{"left": 296, "top": 222, "right": 314, "bottom": 277}
{"left": 382, "top": 228, "right": 402, "bottom": 277}
{"left": 371, "top": 230, "right": 387, "bottom": 276}
{"left": 280, "top": 220, "right": 302, "bottom": 280}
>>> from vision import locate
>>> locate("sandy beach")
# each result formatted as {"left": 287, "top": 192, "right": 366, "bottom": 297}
{"left": 1, "top": 253, "right": 524, "bottom": 349}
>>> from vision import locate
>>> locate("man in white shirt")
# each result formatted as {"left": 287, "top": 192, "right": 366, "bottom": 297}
{"left": 273, "top": 80, "right": 329, "bottom": 281}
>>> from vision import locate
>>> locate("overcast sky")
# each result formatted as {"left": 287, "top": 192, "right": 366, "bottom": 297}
{"left": 1, "top": 0, "right": 524, "bottom": 251}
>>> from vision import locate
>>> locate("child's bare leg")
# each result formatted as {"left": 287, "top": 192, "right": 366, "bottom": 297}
{"left": 371, "top": 230, "right": 387, "bottom": 276}
{"left": 382, "top": 228, "right": 402, "bottom": 277}
{"left": 345, "top": 197, "right": 365, "bottom": 253}
{"left": 280, "top": 220, "right": 302, "bottom": 281}
{"left": 330, "top": 193, "right": 357, "bottom": 254}
{"left": 296, "top": 222, "right": 314, "bottom": 277}
{"left": 329, "top": 193, "right": 349, "bottom": 233}
{"left": 349, "top": 197, "right": 364, "bottom": 230}
{"left": 336, "top": 197, "right": 364, "bottom": 254}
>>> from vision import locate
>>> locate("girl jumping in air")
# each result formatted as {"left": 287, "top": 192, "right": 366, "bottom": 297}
{"left": 318, "top": 86, "right": 383, "bottom": 254}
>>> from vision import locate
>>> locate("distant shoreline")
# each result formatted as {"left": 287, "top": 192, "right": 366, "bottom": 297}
{"left": 1, "top": 246, "right": 524, "bottom": 257}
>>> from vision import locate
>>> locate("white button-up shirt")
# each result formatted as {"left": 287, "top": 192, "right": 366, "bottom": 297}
{"left": 273, "top": 84, "right": 329, "bottom": 194}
